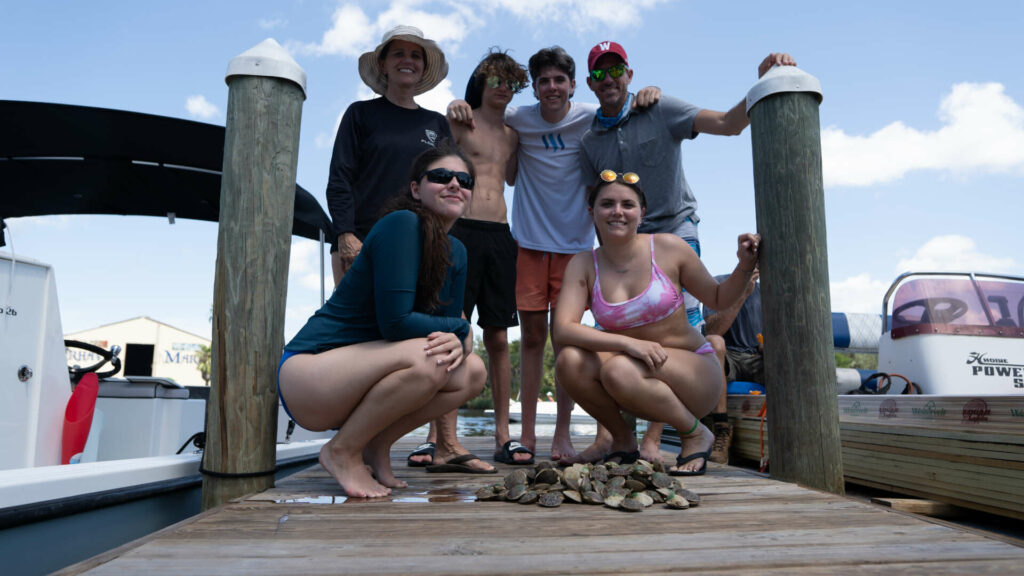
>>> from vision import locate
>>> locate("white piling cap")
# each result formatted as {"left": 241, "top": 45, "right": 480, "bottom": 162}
{"left": 226, "top": 38, "right": 307, "bottom": 99}
{"left": 746, "top": 65, "right": 821, "bottom": 114}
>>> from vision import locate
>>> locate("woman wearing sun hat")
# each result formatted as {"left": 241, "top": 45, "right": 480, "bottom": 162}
{"left": 326, "top": 25, "right": 453, "bottom": 285}
{"left": 323, "top": 25, "right": 491, "bottom": 474}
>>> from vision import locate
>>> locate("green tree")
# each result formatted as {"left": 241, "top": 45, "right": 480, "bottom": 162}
{"left": 463, "top": 335, "right": 557, "bottom": 409}
{"left": 835, "top": 352, "right": 878, "bottom": 370}
{"left": 197, "top": 344, "right": 212, "bottom": 386}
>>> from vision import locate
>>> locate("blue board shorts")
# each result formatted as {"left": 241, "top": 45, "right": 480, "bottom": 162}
{"left": 277, "top": 350, "right": 307, "bottom": 422}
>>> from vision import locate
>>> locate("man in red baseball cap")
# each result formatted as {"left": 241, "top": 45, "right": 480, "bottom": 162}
{"left": 570, "top": 40, "right": 795, "bottom": 474}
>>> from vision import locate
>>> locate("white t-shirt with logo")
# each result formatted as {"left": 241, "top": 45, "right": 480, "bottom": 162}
{"left": 506, "top": 101, "right": 598, "bottom": 254}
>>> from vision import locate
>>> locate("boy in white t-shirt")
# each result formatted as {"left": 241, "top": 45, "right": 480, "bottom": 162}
{"left": 449, "top": 47, "right": 659, "bottom": 463}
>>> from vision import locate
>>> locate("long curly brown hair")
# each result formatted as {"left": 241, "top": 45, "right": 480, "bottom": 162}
{"left": 383, "top": 140, "right": 475, "bottom": 312}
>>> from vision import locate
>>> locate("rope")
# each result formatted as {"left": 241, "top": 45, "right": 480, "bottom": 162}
{"left": 176, "top": 431, "right": 279, "bottom": 478}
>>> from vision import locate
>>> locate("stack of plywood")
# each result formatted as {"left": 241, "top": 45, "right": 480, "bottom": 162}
{"left": 726, "top": 394, "right": 1024, "bottom": 520}
{"left": 726, "top": 394, "right": 770, "bottom": 464}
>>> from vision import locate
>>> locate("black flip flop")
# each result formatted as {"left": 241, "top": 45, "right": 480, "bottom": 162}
{"left": 493, "top": 440, "right": 535, "bottom": 465}
{"left": 425, "top": 453, "right": 498, "bottom": 474}
{"left": 669, "top": 449, "right": 710, "bottom": 476}
{"left": 406, "top": 442, "right": 435, "bottom": 467}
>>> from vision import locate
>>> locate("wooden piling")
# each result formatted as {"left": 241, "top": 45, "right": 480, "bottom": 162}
{"left": 203, "top": 39, "right": 306, "bottom": 510}
{"left": 747, "top": 66, "right": 844, "bottom": 494}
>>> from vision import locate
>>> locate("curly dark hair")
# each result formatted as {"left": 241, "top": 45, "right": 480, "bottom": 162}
{"left": 464, "top": 48, "right": 528, "bottom": 108}
{"left": 383, "top": 140, "right": 475, "bottom": 312}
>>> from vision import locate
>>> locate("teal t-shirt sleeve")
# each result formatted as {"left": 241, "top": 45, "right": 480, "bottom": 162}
{"left": 370, "top": 211, "right": 470, "bottom": 342}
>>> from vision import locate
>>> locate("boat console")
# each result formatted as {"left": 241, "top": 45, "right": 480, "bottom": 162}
{"left": 878, "top": 272, "right": 1024, "bottom": 395}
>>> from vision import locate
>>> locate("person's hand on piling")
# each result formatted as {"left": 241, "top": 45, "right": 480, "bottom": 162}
{"left": 757, "top": 53, "right": 797, "bottom": 78}
{"left": 737, "top": 233, "right": 760, "bottom": 272}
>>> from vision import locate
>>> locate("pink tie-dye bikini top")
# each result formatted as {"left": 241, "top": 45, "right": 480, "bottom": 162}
{"left": 591, "top": 236, "right": 685, "bottom": 331}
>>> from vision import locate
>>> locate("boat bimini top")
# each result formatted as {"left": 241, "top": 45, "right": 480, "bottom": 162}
{"left": 0, "top": 99, "right": 331, "bottom": 243}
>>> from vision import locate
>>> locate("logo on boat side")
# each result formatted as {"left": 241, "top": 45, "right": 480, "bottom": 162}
{"left": 961, "top": 398, "right": 991, "bottom": 423}
{"left": 966, "top": 352, "right": 1024, "bottom": 388}
{"left": 911, "top": 400, "right": 946, "bottom": 419}
{"left": 843, "top": 401, "right": 868, "bottom": 416}
{"left": 879, "top": 399, "right": 898, "bottom": 418}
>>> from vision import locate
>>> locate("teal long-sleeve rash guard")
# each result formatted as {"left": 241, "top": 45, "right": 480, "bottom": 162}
{"left": 285, "top": 210, "right": 470, "bottom": 354}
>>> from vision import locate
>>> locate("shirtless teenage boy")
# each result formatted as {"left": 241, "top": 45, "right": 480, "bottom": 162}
{"left": 449, "top": 50, "right": 534, "bottom": 465}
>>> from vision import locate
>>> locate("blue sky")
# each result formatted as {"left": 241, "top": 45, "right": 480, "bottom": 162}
{"left": 3, "top": 1, "right": 1022, "bottom": 341}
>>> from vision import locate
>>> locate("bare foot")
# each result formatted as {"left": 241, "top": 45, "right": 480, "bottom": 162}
{"left": 518, "top": 432, "right": 536, "bottom": 459}
{"left": 669, "top": 423, "right": 715, "bottom": 474}
{"left": 550, "top": 427, "right": 577, "bottom": 463}
{"left": 319, "top": 443, "right": 391, "bottom": 498}
{"left": 558, "top": 437, "right": 609, "bottom": 465}
{"left": 639, "top": 436, "right": 664, "bottom": 464}
{"left": 363, "top": 445, "right": 407, "bottom": 489}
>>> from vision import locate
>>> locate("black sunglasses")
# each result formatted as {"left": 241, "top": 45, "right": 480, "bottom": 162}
{"left": 419, "top": 167, "right": 474, "bottom": 190}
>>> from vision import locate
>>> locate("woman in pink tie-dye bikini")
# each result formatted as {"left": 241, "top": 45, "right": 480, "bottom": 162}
{"left": 553, "top": 170, "right": 759, "bottom": 476}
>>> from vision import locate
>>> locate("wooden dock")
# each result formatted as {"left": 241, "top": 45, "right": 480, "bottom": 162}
{"left": 60, "top": 436, "right": 1024, "bottom": 575}
{"left": 728, "top": 394, "right": 1024, "bottom": 520}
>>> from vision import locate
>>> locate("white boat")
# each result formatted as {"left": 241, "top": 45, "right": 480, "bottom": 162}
{"left": 0, "top": 100, "right": 334, "bottom": 575}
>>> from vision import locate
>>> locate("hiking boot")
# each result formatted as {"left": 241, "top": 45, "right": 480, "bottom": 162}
{"left": 709, "top": 422, "right": 733, "bottom": 464}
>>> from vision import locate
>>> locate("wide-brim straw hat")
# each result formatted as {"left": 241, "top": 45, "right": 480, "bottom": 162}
{"left": 358, "top": 25, "right": 448, "bottom": 96}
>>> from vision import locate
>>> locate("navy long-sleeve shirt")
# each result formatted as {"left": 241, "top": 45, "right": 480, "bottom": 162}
{"left": 325, "top": 98, "right": 453, "bottom": 242}
{"left": 286, "top": 210, "right": 470, "bottom": 354}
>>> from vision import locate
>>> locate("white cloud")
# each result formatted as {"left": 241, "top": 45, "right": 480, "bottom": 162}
{"left": 822, "top": 82, "right": 1024, "bottom": 187}
{"left": 289, "top": 240, "right": 317, "bottom": 276}
{"left": 295, "top": 1, "right": 667, "bottom": 57}
{"left": 487, "top": 0, "right": 670, "bottom": 34}
{"left": 287, "top": 239, "right": 332, "bottom": 294}
{"left": 830, "top": 273, "right": 888, "bottom": 314}
{"left": 285, "top": 303, "right": 320, "bottom": 340}
{"left": 415, "top": 78, "right": 456, "bottom": 114}
{"left": 299, "top": 4, "right": 376, "bottom": 57}
{"left": 185, "top": 95, "right": 219, "bottom": 120}
{"left": 258, "top": 18, "right": 287, "bottom": 30}
{"left": 895, "top": 234, "right": 1016, "bottom": 274}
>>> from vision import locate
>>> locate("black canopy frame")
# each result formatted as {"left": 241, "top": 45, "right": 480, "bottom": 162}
{"left": 0, "top": 100, "right": 331, "bottom": 243}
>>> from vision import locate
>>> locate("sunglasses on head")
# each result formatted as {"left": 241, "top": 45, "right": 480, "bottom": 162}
{"left": 486, "top": 75, "right": 523, "bottom": 92}
{"left": 589, "top": 63, "right": 628, "bottom": 82}
{"left": 419, "top": 167, "right": 474, "bottom": 190}
{"left": 599, "top": 169, "right": 640, "bottom": 185}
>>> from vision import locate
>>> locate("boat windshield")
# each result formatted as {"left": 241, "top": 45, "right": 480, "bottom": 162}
{"left": 890, "top": 274, "right": 1024, "bottom": 337}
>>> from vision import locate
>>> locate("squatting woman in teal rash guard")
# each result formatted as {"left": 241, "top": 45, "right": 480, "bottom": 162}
{"left": 278, "top": 142, "right": 486, "bottom": 498}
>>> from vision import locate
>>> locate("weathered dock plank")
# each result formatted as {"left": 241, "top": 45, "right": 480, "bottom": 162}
{"left": 58, "top": 436, "right": 1024, "bottom": 575}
